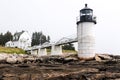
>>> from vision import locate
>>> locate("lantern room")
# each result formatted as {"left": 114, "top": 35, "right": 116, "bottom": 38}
{"left": 77, "top": 4, "right": 96, "bottom": 24}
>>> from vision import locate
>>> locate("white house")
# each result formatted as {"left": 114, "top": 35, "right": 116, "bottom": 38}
{"left": 5, "top": 31, "right": 31, "bottom": 50}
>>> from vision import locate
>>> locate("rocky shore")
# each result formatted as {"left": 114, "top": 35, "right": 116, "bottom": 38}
{"left": 0, "top": 53, "right": 120, "bottom": 80}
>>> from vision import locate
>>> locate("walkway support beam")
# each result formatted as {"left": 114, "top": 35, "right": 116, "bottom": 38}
{"left": 51, "top": 45, "right": 62, "bottom": 55}
{"left": 31, "top": 50, "right": 38, "bottom": 55}
{"left": 38, "top": 48, "right": 47, "bottom": 56}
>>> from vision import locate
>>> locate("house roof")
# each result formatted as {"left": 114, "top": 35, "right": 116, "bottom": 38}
{"left": 6, "top": 41, "right": 12, "bottom": 44}
{"left": 13, "top": 31, "right": 24, "bottom": 41}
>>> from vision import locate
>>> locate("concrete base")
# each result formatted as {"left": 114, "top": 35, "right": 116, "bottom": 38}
{"left": 51, "top": 45, "right": 62, "bottom": 55}
{"left": 38, "top": 48, "right": 47, "bottom": 56}
{"left": 78, "top": 51, "right": 95, "bottom": 60}
{"left": 31, "top": 50, "right": 38, "bottom": 55}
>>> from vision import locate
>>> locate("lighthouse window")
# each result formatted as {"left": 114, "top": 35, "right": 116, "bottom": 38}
{"left": 86, "top": 10, "right": 93, "bottom": 15}
{"left": 81, "top": 10, "right": 86, "bottom": 15}
{"left": 81, "top": 10, "right": 93, "bottom": 16}
{"left": 81, "top": 13, "right": 86, "bottom": 16}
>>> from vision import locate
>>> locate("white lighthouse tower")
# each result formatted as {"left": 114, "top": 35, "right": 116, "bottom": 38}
{"left": 76, "top": 4, "right": 97, "bottom": 60}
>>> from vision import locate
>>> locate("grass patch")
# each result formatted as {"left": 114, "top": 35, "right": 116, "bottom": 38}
{"left": 47, "top": 49, "right": 77, "bottom": 54}
{"left": 0, "top": 46, "right": 26, "bottom": 54}
{"left": 47, "top": 49, "right": 51, "bottom": 52}
{"left": 63, "top": 50, "right": 77, "bottom": 54}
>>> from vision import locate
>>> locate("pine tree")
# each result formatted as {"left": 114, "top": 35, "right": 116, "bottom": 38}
{"left": 0, "top": 33, "right": 4, "bottom": 46}
{"left": 0, "top": 31, "right": 13, "bottom": 46}
{"left": 47, "top": 36, "right": 50, "bottom": 42}
{"left": 31, "top": 31, "right": 48, "bottom": 46}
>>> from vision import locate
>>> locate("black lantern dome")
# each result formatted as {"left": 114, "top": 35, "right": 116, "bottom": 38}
{"left": 77, "top": 4, "right": 96, "bottom": 24}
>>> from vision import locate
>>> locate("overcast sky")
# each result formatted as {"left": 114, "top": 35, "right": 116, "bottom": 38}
{"left": 0, "top": 0, "right": 120, "bottom": 54}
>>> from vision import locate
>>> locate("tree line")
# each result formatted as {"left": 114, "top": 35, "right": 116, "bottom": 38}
{"left": 0, "top": 31, "right": 75, "bottom": 50}
{"left": 31, "top": 32, "right": 50, "bottom": 46}
{"left": 0, "top": 31, "right": 13, "bottom": 46}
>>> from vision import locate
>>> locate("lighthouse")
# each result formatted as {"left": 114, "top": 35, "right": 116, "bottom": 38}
{"left": 76, "top": 4, "right": 97, "bottom": 60}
